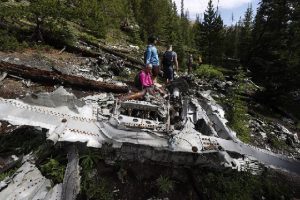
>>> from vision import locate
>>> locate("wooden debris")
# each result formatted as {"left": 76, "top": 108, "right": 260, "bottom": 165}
{"left": 0, "top": 61, "right": 129, "bottom": 93}
{"left": 81, "top": 40, "right": 144, "bottom": 68}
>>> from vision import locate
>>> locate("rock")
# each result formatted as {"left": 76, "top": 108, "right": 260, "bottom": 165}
{"left": 129, "top": 45, "right": 139, "bottom": 50}
{"left": 3, "top": 57, "right": 10, "bottom": 62}
{"left": 259, "top": 132, "right": 267, "bottom": 139}
{"left": 282, "top": 117, "right": 295, "bottom": 125}
{"left": 226, "top": 81, "right": 233, "bottom": 86}
{"left": 279, "top": 134, "right": 287, "bottom": 141}
{"left": 293, "top": 133, "right": 299, "bottom": 143}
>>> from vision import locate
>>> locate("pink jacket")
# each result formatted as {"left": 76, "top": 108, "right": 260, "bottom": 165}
{"left": 139, "top": 71, "right": 153, "bottom": 88}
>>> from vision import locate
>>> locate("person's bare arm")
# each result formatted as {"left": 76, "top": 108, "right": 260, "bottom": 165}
{"left": 174, "top": 55, "right": 179, "bottom": 71}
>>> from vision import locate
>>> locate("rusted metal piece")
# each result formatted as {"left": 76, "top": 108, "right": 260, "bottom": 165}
{"left": 0, "top": 61, "right": 129, "bottom": 93}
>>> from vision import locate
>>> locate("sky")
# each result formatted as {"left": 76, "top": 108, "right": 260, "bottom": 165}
{"left": 173, "top": 0, "right": 261, "bottom": 25}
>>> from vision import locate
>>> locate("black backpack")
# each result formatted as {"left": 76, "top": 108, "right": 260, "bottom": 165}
{"left": 163, "top": 51, "right": 174, "bottom": 67}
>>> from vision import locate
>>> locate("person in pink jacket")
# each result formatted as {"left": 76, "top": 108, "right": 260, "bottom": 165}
{"left": 139, "top": 64, "right": 154, "bottom": 89}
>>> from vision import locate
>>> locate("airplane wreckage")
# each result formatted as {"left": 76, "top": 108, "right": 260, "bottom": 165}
{"left": 0, "top": 56, "right": 300, "bottom": 199}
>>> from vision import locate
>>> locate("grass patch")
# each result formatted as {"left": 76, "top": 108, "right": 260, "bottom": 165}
{"left": 0, "top": 167, "right": 17, "bottom": 181}
{"left": 85, "top": 179, "right": 114, "bottom": 200}
{"left": 198, "top": 169, "right": 293, "bottom": 200}
{"left": 227, "top": 99, "right": 251, "bottom": 143}
{"left": 222, "top": 69, "right": 251, "bottom": 143}
{"left": 156, "top": 176, "right": 174, "bottom": 194}
{"left": 195, "top": 64, "right": 225, "bottom": 80}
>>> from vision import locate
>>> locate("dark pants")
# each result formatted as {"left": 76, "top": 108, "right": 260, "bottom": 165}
{"left": 164, "top": 66, "right": 174, "bottom": 81}
{"left": 152, "top": 65, "right": 159, "bottom": 78}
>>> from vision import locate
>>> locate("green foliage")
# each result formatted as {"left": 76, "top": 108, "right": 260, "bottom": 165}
{"left": 238, "top": 4, "right": 253, "bottom": 63}
{"left": 267, "top": 135, "right": 288, "bottom": 150}
{"left": 250, "top": 0, "right": 300, "bottom": 94}
{"left": 224, "top": 70, "right": 251, "bottom": 143}
{"left": 80, "top": 150, "right": 102, "bottom": 171}
{"left": 80, "top": 150, "right": 108, "bottom": 200}
{"left": 156, "top": 176, "right": 174, "bottom": 194}
{"left": 85, "top": 179, "right": 114, "bottom": 200}
{"left": 0, "top": 168, "right": 17, "bottom": 181}
{"left": 195, "top": 0, "right": 224, "bottom": 65}
{"left": 199, "top": 170, "right": 292, "bottom": 200}
{"left": 41, "top": 158, "right": 65, "bottom": 183}
{"left": 195, "top": 64, "right": 224, "bottom": 80}
{"left": 0, "top": 29, "right": 21, "bottom": 51}
{"left": 228, "top": 99, "right": 250, "bottom": 143}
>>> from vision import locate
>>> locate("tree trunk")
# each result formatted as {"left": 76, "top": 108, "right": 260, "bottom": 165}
{"left": 0, "top": 61, "right": 129, "bottom": 93}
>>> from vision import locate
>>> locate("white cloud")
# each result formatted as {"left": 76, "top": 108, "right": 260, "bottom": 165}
{"left": 173, "top": 0, "right": 253, "bottom": 15}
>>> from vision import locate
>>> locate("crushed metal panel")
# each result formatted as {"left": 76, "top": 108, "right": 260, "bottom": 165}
{"left": 217, "top": 138, "right": 300, "bottom": 174}
{"left": 0, "top": 98, "right": 104, "bottom": 148}
{"left": 0, "top": 160, "right": 52, "bottom": 200}
{"left": 44, "top": 184, "right": 63, "bottom": 200}
{"left": 120, "top": 100, "right": 159, "bottom": 111}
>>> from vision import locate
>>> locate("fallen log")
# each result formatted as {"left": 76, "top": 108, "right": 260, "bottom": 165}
{"left": 65, "top": 44, "right": 142, "bottom": 70}
{"left": 81, "top": 40, "right": 144, "bottom": 67}
{"left": 0, "top": 61, "right": 129, "bottom": 93}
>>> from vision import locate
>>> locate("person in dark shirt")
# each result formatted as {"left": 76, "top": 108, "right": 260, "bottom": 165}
{"left": 162, "top": 45, "right": 178, "bottom": 84}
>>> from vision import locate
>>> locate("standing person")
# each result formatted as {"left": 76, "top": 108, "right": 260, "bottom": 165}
{"left": 162, "top": 45, "right": 178, "bottom": 84}
{"left": 188, "top": 54, "right": 193, "bottom": 74}
{"left": 145, "top": 35, "right": 160, "bottom": 83}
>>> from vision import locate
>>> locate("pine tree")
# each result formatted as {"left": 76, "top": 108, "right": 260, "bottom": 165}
{"left": 286, "top": 0, "right": 300, "bottom": 90}
{"left": 199, "top": 0, "right": 224, "bottom": 65}
{"left": 181, "top": 0, "right": 184, "bottom": 18}
{"left": 193, "top": 15, "right": 202, "bottom": 50}
{"left": 238, "top": 4, "right": 253, "bottom": 63}
{"left": 251, "top": 0, "right": 292, "bottom": 93}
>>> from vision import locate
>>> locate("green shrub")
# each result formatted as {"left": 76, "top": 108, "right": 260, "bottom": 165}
{"left": 195, "top": 64, "right": 224, "bottom": 80}
{"left": 0, "top": 168, "right": 17, "bottom": 181}
{"left": 227, "top": 98, "right": 251, "bottom": 143}
{"left": 156, "top": 176, "right": 174, "bottom": 194}
{"left": 223, "top": 69, "right": 251, "bottom": 143}
{"left": 86, "top": 179, "right": 113, "bottom": 200}
{"left": 0, "top": 29, "right": 21, "bottom": 51}
{"left": 40, "top": 158, "right": 65, "bottom": 183}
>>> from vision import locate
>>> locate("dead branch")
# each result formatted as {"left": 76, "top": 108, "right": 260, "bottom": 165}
{"left": 82, "top": 40, "right": 144, "bottom": 68}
